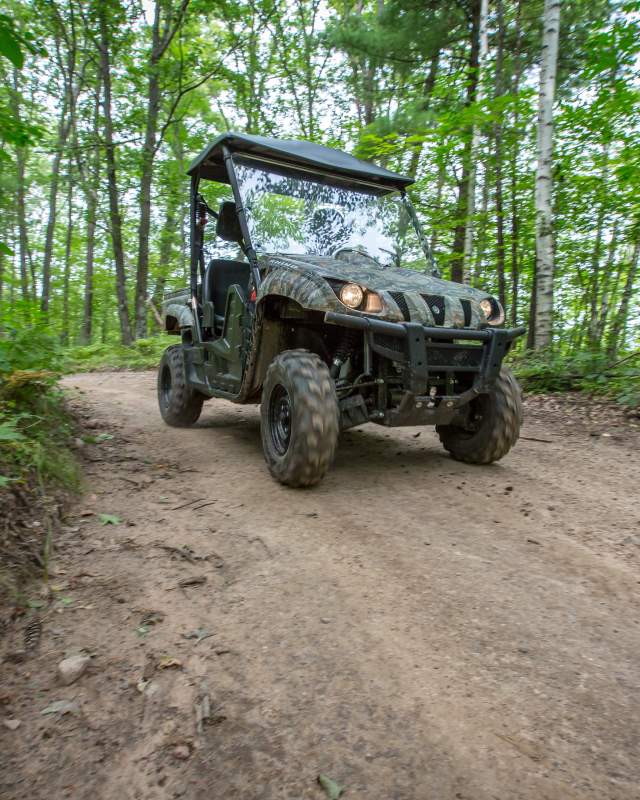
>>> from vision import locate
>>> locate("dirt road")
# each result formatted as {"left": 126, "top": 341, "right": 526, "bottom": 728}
{"left": 2, "top": 371, "right": 640, "bottom": 800}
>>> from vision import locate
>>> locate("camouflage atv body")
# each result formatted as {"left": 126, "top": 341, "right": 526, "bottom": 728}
{"left": 159, "top": 132, "right": 525, "bottom": 487}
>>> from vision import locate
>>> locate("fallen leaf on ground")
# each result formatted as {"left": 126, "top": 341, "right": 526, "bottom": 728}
{"left": 98, "top": 514, "right": 122, "bottom": 526}
{"left": 158, "top": 656, "right": 182, "bottom": 669}
{"left": 181, "top": 627, "right": 214, "bottom": 644}
{"left": 140, "top": 611, "right": 165, "bottom": 626}
{"left": 40, "top": 700, "right": 79, "bottom": 716}
{"left": 3, "top": 719, "right": 21, "bottom": 731}
{"left": 317, "top": 774, "right": 345, "bottom": 799}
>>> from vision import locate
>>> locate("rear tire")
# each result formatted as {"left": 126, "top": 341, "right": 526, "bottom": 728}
{"left": 157, "top": 345, "right": 204, "bottom": 427}
{"left": 436, "top": 367, "right": 522, "bottom": 464}
{"left": 261, "top": 350, "right": 339, "bottom": 487}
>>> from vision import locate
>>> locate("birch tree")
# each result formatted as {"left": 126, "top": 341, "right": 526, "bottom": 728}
{"left": 461, "top": 0, "right": 489, "bottom": 284}
{"left": 533, "top": 0, "right": 561, "bottom": 349}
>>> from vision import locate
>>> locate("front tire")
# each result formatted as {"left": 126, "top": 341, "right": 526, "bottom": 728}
{"left": 261, "top": 350, "right": 339, "bottom": 487}
{"left": 436, "top": 367, "right": 523, "bottom": 464}
{"left": 157, "top": 345, "right": 204, "bottom": 427}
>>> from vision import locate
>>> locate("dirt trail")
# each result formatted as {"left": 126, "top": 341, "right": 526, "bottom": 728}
{"left": 2, "top": 371, "right": 640, "bottom": 800}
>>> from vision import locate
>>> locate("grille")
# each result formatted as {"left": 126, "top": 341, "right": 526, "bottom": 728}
{"left": 460, "top": 299, "right": 472, "bottom": 327}
{"left": 426, "top": 345, "right": 483, "bottom": 368}
{"left": 374, "top": 333, "right": 405, "bottom": 353}
{"left": 389, "top": 291, "right": 411, "bottom": 321}
{"left": 421, "top": 294, "right": 445, "bottom": 325}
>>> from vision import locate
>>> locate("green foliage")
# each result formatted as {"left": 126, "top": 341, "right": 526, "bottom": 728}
{"left": 0, "top": 13, "right": 25, "bottom": 68}
{"left": 64, "top": 336, "right": 171, "bottom": 372}
{"left": 0, "top": 0, "right": 637, "bottom": 406}
{"left": 0, "top": 330, "right": 78, "bottom": 490}
{"left": 512, "top": 349, "right": 640, "bottom": 407}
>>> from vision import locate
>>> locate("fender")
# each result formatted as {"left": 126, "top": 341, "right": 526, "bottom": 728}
{"left": 256, "top": 258, "right": 343, "bottom": 313}
{"left": 163, "top": 300, "right": 195, "bottom": 333}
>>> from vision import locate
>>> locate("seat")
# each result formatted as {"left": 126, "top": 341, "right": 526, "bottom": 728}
{"left": 203, "top": 259, "right": 251, "bottom": 329}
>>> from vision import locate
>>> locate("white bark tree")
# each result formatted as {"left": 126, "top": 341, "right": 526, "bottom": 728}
{"left": 533, "top": 0, "right": 561, "bottom": 348}
{"left": 462, "top": 0, "right": 489, "bottom": 284}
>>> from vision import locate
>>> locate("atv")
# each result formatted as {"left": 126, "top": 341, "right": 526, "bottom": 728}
{"left": 159, "top": 132, "right": 525, "bottom": 487}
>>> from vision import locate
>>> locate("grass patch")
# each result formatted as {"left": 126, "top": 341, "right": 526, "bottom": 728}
{"left": 65, "top": 336, "right": 171, "bottom": 372}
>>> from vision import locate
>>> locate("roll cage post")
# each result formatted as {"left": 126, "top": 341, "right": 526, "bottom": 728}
{"left": 189, "top": 150, "right": 262, "bottom": 342}
{"left": 400, "top": 190, "right": 440, "bottom": 278}
{"left": 189, "top": 174, "right": 203, "bottom": 343}
{"left": 222, "top": 145, "right": 262, "bottom": 293}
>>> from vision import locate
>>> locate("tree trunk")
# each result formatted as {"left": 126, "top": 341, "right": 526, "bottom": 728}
{"left": 79, "top": 86, "right": 101, "bottom": 345}
{"left": 134, "top": 1, "right": 163, "bottom": 340}
{"left": 493, "top": 0, "right": 506, "bottom": 310}
{"left": 11, "top": 69, "right": 31, "bottom": 302}
{"left": 151, "top": 193, "right": 179, "bottom": 332}
{"left": 533, "top": 0, "right": 561, "bottom": 349}
{"left": 61, "top": 173, "right": 73, "bottom": 345}
{"left": 40, "top": 116, "right": 68, "bottom": 312}
{"left": 509, "top": 1, "right": 523, "bottom": 325}
{"left": 587, "top": 145, "right": 610, "bottom": 347}
{"left": 527, "top": 263, "right": 537, "bottom": 350}
{"left": 450, "top": 0, "right": 481, "bottom": 283}
{"left": 607, "top": 237, "right": 639, "bottom": 359}
{"left": 595, "top": 225, "right": 618, "bottom": 341}
{"left": 0, "top": 241, "right": 5, "bottom": 304}
{"left": 461, "top": 0, "right": 489, "bottom": 284}
{"left": 99, "top": 5, "right": 133, "bottom": 345}
{"left": 472, "top": 163, "right": 490, "bottom": 285}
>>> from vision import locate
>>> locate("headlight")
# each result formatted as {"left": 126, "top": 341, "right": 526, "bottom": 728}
{"left": 479, "top": 297, "right": 504, "bottom": 326}
{"left": 339, "top": 283, "right": 364, "bottom": 309}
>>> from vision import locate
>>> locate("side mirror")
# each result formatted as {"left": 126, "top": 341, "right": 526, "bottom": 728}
{"left": 216, "top": 201, "right": 243, "bottom": 244}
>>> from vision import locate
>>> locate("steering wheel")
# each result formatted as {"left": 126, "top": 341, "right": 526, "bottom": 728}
{"left": 332, "top": 246, "right": 380, "bottom": 266}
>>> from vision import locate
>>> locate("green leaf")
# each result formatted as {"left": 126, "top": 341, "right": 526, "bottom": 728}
{"left": 98, "top": 513, "right": 122, "bottom": 526}
{"left": 0, "top": 475, "right": 11, "bottom": 487}
{"left": 96, "top": 432, "right": 114, "bottom": 441}
{"left": 317, "top": 775, "right": 345, "bottom": 799}
{"left": 0, "top": 241, "right": 13, "bottom": 256}
{"left": 0, "top": 422, "right": 25, "bottom": 442}
{"left": 0, "top": 23, "right": 24, "bottom": 69}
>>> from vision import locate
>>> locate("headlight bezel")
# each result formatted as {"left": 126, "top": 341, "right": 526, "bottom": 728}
{"left": 329, "top": 280, "right": 384, "bottom": 314}
{"left": 479, "top": 296, "right": 505, "bottom": 326}
{"left": 339, "top": 282, "right": 364, "bottom": 309}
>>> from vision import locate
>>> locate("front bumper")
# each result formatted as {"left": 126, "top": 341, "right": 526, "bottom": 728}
{"left": 325, "top": 310, "right": 526, "bottom": 426}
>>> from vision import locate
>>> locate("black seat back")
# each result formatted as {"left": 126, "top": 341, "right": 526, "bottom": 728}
{"left": 216, "top": 201, "right": 243, "bottom": 244}
{"left": 204, "top": 259, "right": 251, "bottom": 314}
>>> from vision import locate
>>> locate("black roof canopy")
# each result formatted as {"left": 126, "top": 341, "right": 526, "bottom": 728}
{"left": 187, "top": 132, "right": 414, "bottom": 190}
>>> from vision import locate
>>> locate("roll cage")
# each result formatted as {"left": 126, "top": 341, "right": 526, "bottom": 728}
{"left": 187, "top": 132, "right": 422, "bottom": 343}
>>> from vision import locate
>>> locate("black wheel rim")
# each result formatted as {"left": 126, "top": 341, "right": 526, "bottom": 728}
{"left": 459, "top": 394, "right": 488, "bottom": 438}
{"left": 269, "top": 384, "right": 292, "bottom": 455}
{"left": 160, "top": 364, "right": 172, "bottom": 408}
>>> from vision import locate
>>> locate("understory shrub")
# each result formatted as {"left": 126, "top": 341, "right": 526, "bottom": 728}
{"left": 0, "top": 328, "right": 79, "bottom": 599}
{"left": 511, "top": 349, "right": 640, "bottom": 408}
{"left": 64, "top": 335, "right": 170, "bottom": 372}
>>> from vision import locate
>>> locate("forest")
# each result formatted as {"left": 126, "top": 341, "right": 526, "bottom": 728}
{"left": 0, "top": 0, "right": 639, "bottom": 389}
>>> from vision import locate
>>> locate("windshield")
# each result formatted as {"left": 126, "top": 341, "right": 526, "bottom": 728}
{"left": 232, "top": 157, "right": 426, "bottom": 269}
